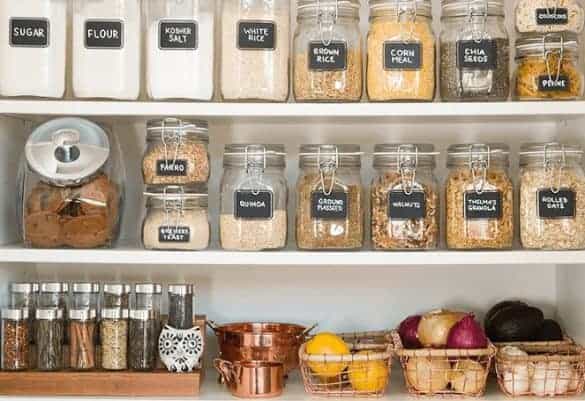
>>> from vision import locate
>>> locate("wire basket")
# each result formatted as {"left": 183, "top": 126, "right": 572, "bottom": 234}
{"left": 495, "top": 342, "right": 585, "bottom": 397}
{"left": 392, "top": 331, "right": 496, "bottom": 398}
{"left": 299, "top": 331, "right": 393, "bottom": 398}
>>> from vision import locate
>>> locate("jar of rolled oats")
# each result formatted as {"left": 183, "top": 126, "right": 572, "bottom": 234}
{"left": 520, "top": 142, "right": 585, "bottom": 250}
{"left": 446, "top": 143, "right": 514, "bottom": 249}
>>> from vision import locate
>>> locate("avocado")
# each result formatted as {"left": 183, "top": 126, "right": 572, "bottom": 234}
{"left": 487, "top": 305, "right": 544, "bottom": 342}
{"left": 535, "top": 319, "right": 563, "bottom": 341}
{"left": 484, "top": 301, "right": 528, "bottom": 337}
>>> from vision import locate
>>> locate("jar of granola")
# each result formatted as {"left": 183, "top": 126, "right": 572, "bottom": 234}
{"left": 371, "top": 144, "right": 439, "bottom": 250}
{"left": 520, "top": 143, "right": 585, "bottom": 250}
{"left": 446, "top": 143, "right": 514, "bottom": 249}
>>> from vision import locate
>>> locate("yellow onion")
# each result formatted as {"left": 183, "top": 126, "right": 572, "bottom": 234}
{"left": 450, "top": 359, "right": 487, "bottom": 395}
{"left": 406, "top": 357, "right": 450, "bottom": 393}
{"left": 417, "top": 310, "right": 467, "bottom": 348}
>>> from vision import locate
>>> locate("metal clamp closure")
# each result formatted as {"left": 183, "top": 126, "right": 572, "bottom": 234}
{"left": 244, "top": 145, "right": 266, "bottom": 195}
{"left": 317, "top": 0, "right": 338, "bottom": 46}
{"left": 398, "top": 145, "right": 418, "bottom": 195}
{"left": 396, "top": 0, "right": 417, "bottom": 41}
{"left": 161, "top": 119, "right": 184, "bottom": 171}
{"left": 468, "top": 144, "right": 490, "bottom": 194}
{"left": 163, "top": 185, "right": 185, "bottom": 229}
{"left": 544, "top": 143, "right": 566, "bottom": 193}
{"left": 466, "top": 0, "right": 488, "bottom": 42}
{"left": 318, "top": 146, "right": 339, "bottom": 196}
{"left": 543, "top": 33, "right": 564, "bottom": 83}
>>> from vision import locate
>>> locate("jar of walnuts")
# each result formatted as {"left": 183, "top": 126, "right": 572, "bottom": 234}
{"left": 446, "top": 143, "right": 514, "bottom": 249}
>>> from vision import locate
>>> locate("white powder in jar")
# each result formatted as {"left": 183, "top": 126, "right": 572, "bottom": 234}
{"left": 516, "top": 0, "right": 584, "bottom": 33}
{"left": 220, "top": 210, "right": 287, "bottom": 251}
{"left": 0, "top": 0, "right": 67, "bottom": 98}
{"left": 142, "top": 209, "right": 209, "bottom": 250}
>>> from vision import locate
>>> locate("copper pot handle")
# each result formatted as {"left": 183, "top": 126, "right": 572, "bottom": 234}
{"left": 207, "top": 320, "right": 220, "bottom": 333}
{"left": 214, "top": 358, "right": 235, "bottom": 384}
{"left": 297, "top": 323, "right": 318, "bottom": 340}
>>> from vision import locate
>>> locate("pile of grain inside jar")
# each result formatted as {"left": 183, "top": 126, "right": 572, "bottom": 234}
{"left": 516, "top": 0, "right": 584, "bottom": 33}
{"left": 1, "top": 309, "right": 29, "bottom": 371}
{"left": 100, "top": 308, "right": 128, "bottom": 370}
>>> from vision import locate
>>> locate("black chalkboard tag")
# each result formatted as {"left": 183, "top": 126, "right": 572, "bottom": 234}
{"left": 388, "top": 191, "right": 426, "bottom": 219}
{"left": 159, "top": 226, "right": 191, "bottom": 243}
{"left": 10, "top": 18, "right": 49, "bottom": 48}
{"left": 536, "top": 8, "right": 569, "bottom": 25}
{"left": 538, "top": 189, "right": 576, "bottom": 219}
{"left": 237, "top": 21, "right": 275, "bottom": 50}
{"left": 308, "top": 41, "right": 347, "bottom": 71}
{"left": 159, "top": 20, "right": 198, "bottom": 50}
{"left": 85, "top": 20, "right": 123, "bottom": 49}
{"left": 464, "top": 191, "right": 502, "bottom": 219}
{"left": 156, "top": 159, "right": 188, "bottom": 176}
{"left": 311, "top": 191, "right": 348, "bottom": 220}
{"left": 235, "top": 190, "right": 273, "bottom": 219}
{"left": 538, "top": 75, "right": 570, "bottom": 92}
{"left": 384, "top": 42, "right": 422, "bottom": 70}
{"left": 457, "top": 40, "right": 497, "bottom": 70}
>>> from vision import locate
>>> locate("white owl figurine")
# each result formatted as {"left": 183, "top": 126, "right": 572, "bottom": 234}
{"left": 158, "top": 325, "right": 204, "bottom": 373}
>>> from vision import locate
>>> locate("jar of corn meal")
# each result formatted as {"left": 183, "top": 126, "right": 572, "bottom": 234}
{"left": 440, "top": 0, "right": 510, "bottom": 101}
{"left": 367, "top": 0, "right": 435, "bottom": 101}
{"left": 446, "top": 144, "right": 514, "bottom": 249}
{"left": 520, "top": 143, "right": 585, "bottom": 250}
{"left": 515, "top": 0, "right": 584, "bottom": 33}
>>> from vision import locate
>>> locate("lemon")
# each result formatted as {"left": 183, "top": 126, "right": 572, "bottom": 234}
{"left": 306, "top": 332, "right": 350, "bottom": 378}
{"left": 348, "top": 351, "right": 389, "bottom": 393}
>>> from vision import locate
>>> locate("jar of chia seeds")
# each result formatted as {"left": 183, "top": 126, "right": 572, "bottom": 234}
{"left": 133, "top": 283, "right": 162, "bottom": 320}
{"left": 129, "top": 309, "right": 159, "bottom": 371}
{"left": 35, "top": 308, "right": 64, "bottom": 371}
{"left": 168, "top": 284, "right": 194, "bottom": 329}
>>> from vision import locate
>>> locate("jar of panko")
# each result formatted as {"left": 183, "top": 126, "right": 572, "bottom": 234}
{"left": 514, "top": 32, "right": 583, "bottom": 100}
{"left": 367, "top": 0, "right": 435, "bottom": 101}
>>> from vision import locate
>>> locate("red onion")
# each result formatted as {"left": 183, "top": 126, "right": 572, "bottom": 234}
{"left": 398, "top": 315, "right": 422, "bottom": 348}
{"left": 446, "top": 315, "right": 488, "bottom": 349}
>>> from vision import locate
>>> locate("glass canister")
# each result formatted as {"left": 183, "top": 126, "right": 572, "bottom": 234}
{"left": 371, "top": 144, "right": 439, "bottom": 250}
{"left": 35, "top": 308, "right": 63, "bottom": 371}
{"left": 9, "top": 282, "right": 37, "bottom": 343}
{"left": 515, "top": 0, "right": 584, "bottom": 33}
{"left": 0, "top": 0, "right": 67, "bottom": 98}
{"left": 220, "top": 144, "right": 288, "bottom": 251}
{"left": 367, "top": 0, "right": 435, "bottom": 101}
{"left": 514, "top": 33, "right": 583, "bottom": 100}
{"left": 133, "top": 284, "right": 162, "bottom": 320}
{"left": 38, "top": 282, "right": 68, "bottom": 310}
{"left": 220, "top": 0, "right": 290, "bottom": 101}
{"left": 142, "top": 186, "right": 210, "bottom": 251}
{"left": 100, "top": 308, "right": 128, "bottom": 370}
{"left": 71, "top": 282, "right": 100, "bottom": 309}
{"left": 296, "top": 144, "right": 364, "bottom": 250}
{"left": 1, "top": 308, "right": 29, "bottom": 371}
{"left": 129, "top": 309, "right": 159, "bottom": 371}
{"left": 71, "top": 0, "right": 141, "bottom": 99}
{"left": 446, "top": 143, "right": 514, "bottom": 249}
{"left": 168, "top": 284, "right": 194, "bottom": 329}
{"left": 520, "top": 143, "right": 585, "bottom": 250}
{"left": 103, "top": 283, "right": 131, "bottom": 309}
{"left": 68, "top": 309, "right": 97, "bottom": 370}
{"left": 142, "top": 118, "right": 210, "bottom": 186}
{"left": 144, "top": 0, "right": 215, "bottom": 100}
{"left": 293, "top": 0, "right": 362, "bottom": 102}
{"left": 440, "top": 0, "right": 510, "bottom": 101}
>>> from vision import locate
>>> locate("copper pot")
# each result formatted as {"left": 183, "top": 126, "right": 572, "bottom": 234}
{"left": 214, "top": 359, "right": 284, "bottom": 398}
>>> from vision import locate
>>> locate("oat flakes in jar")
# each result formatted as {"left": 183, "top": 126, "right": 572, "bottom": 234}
{"left": 296, "top": 145, "right": 364, "bottom": 250}
{"left": 520, "top": 143, "right": 585, "bottom": 250}
{"left": 367, "top": 0, "right": 435, "bottom": 101}
{"left": 446, "top": 144, "right": 514, "bottom": 249}
{"left": 371, "top": 144, "right": 439, "bottom": 250}
{"left": 515, "top": 0, "right": 584, "bottom": 33}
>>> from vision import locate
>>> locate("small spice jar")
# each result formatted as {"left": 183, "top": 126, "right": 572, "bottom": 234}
{"left": 514, "top": 32, "right": 583, "bottom": 100}
{"left": 440, "top": 0, "right": 510, "bottom": 101}
{"left": 520, "top": 143, "right": 585, "bottom": 250}
{"left": 296, "top": 144, "right": 364, "bottom": 250}
{"left": 133, "top": 284, "right": 162, "bottom": 320}
{"left": 293, "top": 0, "right": 362, "bottom": 101}
{"left": 71, "top": 282, "right": 100, "bottom": 309}
{"left": 142, "top": 186, "right": 210, "bottom": 251}
{"left": 100, "top": 308, "right": 128, "bottom": 370}
{"left": 446, "top": 144, "right": 514, "bottom": 249}
{"left": 371, "top": 144, "right": 439, "bottom": 250}
{"left": 515, "top": 0, "right": 584, "bottom": 33}
{"left": 35, "top": 308, "right": 64, "bottom": 371}
{"left": 38, "top": 282, "right": 68, "bottom": 310}
{"left": 142, "top": 118, "right": 210, "bottom": 186}
{"left": 68, "top": 309, "right": 97, "bottom": 370}
{"left": 220, "top": 144, "right": 288, "bottom": 251}
{"left": 9, "top": 282, "right": 38, "bottom": 343}
{"left": 367, "top": 0, "right": 435, "bottom": 101}
{"left": 129, "top": 309, "right": 159, "bottom": 371}
{"left": 1, "top": 308, "right": 29, "bottom": 371}
{"left": 103, "top": 283, "right": 131, "bottom": 309}
{"left": 168, "top": 284, "right": 194, "bottom": 329}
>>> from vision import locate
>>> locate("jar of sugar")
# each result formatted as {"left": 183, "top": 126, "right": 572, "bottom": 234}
{"left": 0, "top": 0, "right": 67, "bottom": 98}
{"left": 72, "top": 0, "right": 141, "bottom": 100}
{"left": 144, "top": 0, "right": 215, "bottom": 101}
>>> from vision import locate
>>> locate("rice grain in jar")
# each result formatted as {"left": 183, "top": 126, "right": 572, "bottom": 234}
{"left": 100, "top": 308, "right": 128, "bottom": 370}
{"left": 520, "top": 143, "right": 585, "bottom": 250}
{"left": 515, "top": 0, "right": 584, "bottom": 33}
{"left": 446, "top": 144, "right": 514, "bottom": 249}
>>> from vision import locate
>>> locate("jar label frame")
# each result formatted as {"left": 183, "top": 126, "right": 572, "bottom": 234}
{"left": 158, "top": 226, "right": 191, "bottom": 243}
{"left": 538, "top": 75, "right": 570, "bottom": 92}
{"left": 84, "top": 20, "right": 124, "bottom": 49}
{"left": 538, "top": 188, "right": 576, "bottom": 219}
{"left": 234, "top": 190, "right": 274, "bottom": 219}
{"left": 159, "top": 20, "right": 198, "bottom": 50}
{"left": 388, "top": 190, "right": 426, "bottom": 219}
{"left": 311, "top": 191, "right": 348, "bottom": 220}
{"left": 156, "top": 159, "right": 188, "bottom": 176}
{"left": 308, "top": 41, "right": 347, "bottom": 71}
{"left": 464, "top": 190, "right": 502, "bottom": 220}
{"left": 456, "top": 40, "right": 497, "bottom": 70}
{"left": 383, "top": 42, "right": 422, "bottom": 70}
{"left": 237, "top": 20, "right": 276, "bottom": 50}
{"left": 536, "top": 8, "right": 569, "bottom": 25}
{"left": 9, "top": 18, "right": 50, "bottom": 48}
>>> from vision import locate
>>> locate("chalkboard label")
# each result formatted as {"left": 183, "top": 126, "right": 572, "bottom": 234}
{"left": 308, "top": 41, "right": 347, "bottom": 71}
{"left": 538, "top": 189, "right": 576, "bottom": 219}
{"left": 538, "top": 75, "right": 570, "bottom": 92}
{"left": 159, "top": 20, "right": 198, "bottom": 50}
{"left": 536, "top": 8, "right": 569, "bottom": 25}
{"left": 457, "top": 40, "right": 497, "bottom": 70}
{"left": 156, "top": 159, "right": 188, "bottom": 176}
{"left": 159, "top": 226, "right": 191, "bottom": 243}
{"left": 10, "top": 18, "right": 49, "bottom": 48}
{"left": 311, "top": 191, "right": 348, "bottom": 220}
{"left": 235, "top": 190, "right": 273, "bottom": 219}
{"left": 237, "top": 21, "right": 275, "bottom": 50}
{"left": 464, "top": 191, "right": 502, "bottom": 219}
{"left": 384, "top": 42, "right": 421, "bottom": 70}
{"left": 85, "top": 20, "right": 123, "bottom": 49}
{"left": 388, "top": 191, "right": 426, "bottom": 219}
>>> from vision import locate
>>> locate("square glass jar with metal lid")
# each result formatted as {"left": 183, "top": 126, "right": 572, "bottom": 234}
{"left": 367, "top": 0, "right": 435, "bottom": 101}
{"left": 100, "top": 307, "right": 128, "bottom": 370}
{"left": 520, "top": 143, "right": 585, "bottom": 250}
{"left": 132, "top": 283, "right": 163, "bottom": 320}
{"left": 71, "top": 282, "right": 100, "bottom": 309}
{"left": 168, "top": 284, "right": 195, "bottom": 329}
{"left": 293, "top": 0, "right": 362, "bottom": 102}
{"left": 142, "top": 118, "right": 210, "bottom": 186}
{"left": 142, "top": 185, "right": 210, "bottom": 251}
{"left": 103, "top": 283, "right": 131, "bottom": 309}
{"left": 371, "top": 144, "right": 439, "bottom": 250}
{"left": 514, "top": 33, "right": 583, "bottom": 100}
{"left": 445, "top": 143, "right": 514, "bottom": 249}
{"left": 220, "top": 144, "right": 288, "bottom": 251}
{"left": 35, "top": 308, "right": 64, "bottom": 371}
{"left": 296, "top": 144, "right": 364, "bottom": 250}
{"left": 1, "top": 308, "right": 29, "bottom": 371}
{"left": 439, "top": 0, "right": 510, "bottom": 101}
{"left": 68, "top": 308, "right": 97, "bottom": 370}
{"left": 515, "top": 0, "right": 584, "bottom": 33}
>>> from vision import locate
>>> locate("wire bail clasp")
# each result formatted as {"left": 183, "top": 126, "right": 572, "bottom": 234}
{"left": 543, "top": 33, "right": 564, "bottom": 84}
{"left": 163, "top": 185, "right": 185, "bottom": 230}
{"left": 161, "top": 119, "right": 184, "bottom": 171}
{"left": 544, "top": 142, "right": 566, "bottom": 194}
{"left": 398, "top": 145, "right": 418, "bottom": 195}
{"left": 244, "top": 145, "right": 267, "bottom": 196}
{"left": 318, "top": 146, "right": 339, "bottom": 196}
{"left": 318, "top": 0, "right": 339, "bottom": 46}
{"left": 466, "top": 0, "right": 488, "bottom": 42}
{"left": 396, "top": 0, "right": 417, "bottom": 41}
{"left": 469, "top": 144, "right": 490, "bottom": 194}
